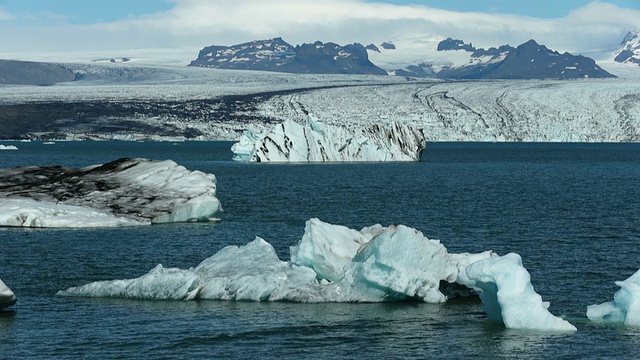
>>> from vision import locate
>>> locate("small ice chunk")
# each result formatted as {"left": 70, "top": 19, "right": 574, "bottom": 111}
{"left": 587, "top": 269, "right": 640, "bottom": 327}
{"left": 0, "top": 279, "right": 17, "bottom": 308}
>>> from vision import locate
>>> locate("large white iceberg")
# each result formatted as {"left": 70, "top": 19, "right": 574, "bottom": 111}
{"left": 0, "top": 279, "right": 17, "bottom": 308}
{"left": 231, "top": 117, "right": 426, "bottom": 162}
{"left": 56, "top": 219, "right": 573, "bottom": 331}
{"left": 0, "top": 158, "right": 222, "bottom": 228}
{"left": 587, "top": 269, "right": 640, "bottom": 327}
{"left": 465, "top": 253, "right": 577, "bottom": 332}
{"left": 0, "top": 145, "right": 18, "bottom": 150}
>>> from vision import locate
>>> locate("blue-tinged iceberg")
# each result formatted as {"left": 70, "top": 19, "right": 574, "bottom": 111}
{"left": 0, "top": 145, "right": 18, "bottom": 150}
{"left": 587, "top": 269, "right": 640, "bottom": 327}
{"left": 465, "top": 253, "right": 577, "bottom": 331}
{"left": 231, "top": 118, "right": 426, "bottom": 162}
{"left": 0, "top": 279, "right": 17, "bottom": 309}
{"left": 0, "top": 158, "right": 222, "bottom": 228}
{"left": 57, "top": 218, "right": 574, "bottom": 331}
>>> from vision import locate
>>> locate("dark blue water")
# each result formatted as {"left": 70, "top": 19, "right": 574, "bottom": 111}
{"left": 1, "top": 141, "right": 640, "bottom": 359}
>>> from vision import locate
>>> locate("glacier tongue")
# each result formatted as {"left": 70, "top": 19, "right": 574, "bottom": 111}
{"left": 0, "top": 279, "right": 17, "bottom": 308}
{"left": 231, "top": 117, "right": 426, "bottom": 162}
{"left": 56, "top": 218, "right": 574, "bottom": 331}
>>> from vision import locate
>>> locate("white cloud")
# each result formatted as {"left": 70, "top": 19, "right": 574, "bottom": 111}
{"left": 0, "top": 7, "right": 15, "bottom": 20}
{"left": 0, "top": 0, "right": 638, "bottom": 61}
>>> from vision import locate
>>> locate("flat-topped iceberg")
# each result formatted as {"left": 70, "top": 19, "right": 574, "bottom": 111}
{"left": 587, "top": 269, "right": 640, "bottom": 327}
{"left": 231, "top": 118, "right": 426, "bottom": 162}
{"left": 0, "top": 158, "right": 222, "bottom": 228}
{"left": 0, "top": 279, "right": 17, "bottom": 309}
{"left": 58, "top": 218, "right": 573, "bottom": 331}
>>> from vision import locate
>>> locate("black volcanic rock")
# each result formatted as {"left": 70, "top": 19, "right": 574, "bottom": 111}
{"left": 437, "top": 38, "right": 475, "bottom": 52}
{"left": 189, "top": 38, "right": 387, "bottom": 75}
{"left": 0, "top": 60, "right": 76, "bottom": 85}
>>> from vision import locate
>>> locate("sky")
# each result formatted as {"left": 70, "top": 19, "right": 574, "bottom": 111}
{"left": 0, "top": 0, "right": 638, "bottom": 62}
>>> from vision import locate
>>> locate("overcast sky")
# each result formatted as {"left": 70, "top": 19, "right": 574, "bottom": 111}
{"left": 1, "top": 0, "right": 638, "bottom": 60}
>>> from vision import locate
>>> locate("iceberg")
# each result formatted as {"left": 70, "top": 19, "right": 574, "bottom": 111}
{"left": 465, "top": 253, "right": 577, "bottom": 331}
{"left": 0, "top": 158, "right": 222, "bottom": 228}
{"left": 0, "top": 279, "right": 17, "bottom": 308}
{"left": 0, "top": 145, "right": 18, "bottom": 150}
{"left": 231, "top": 117, "right": 426, "bottom": 162}
{"left": 57, "top": 218, "right": 573, "bottom": 331}
{"left": 587, "top": 269, "right": 640, "bottom": 327}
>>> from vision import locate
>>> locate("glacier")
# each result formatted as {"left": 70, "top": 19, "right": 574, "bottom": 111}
{"left": 587, "top": 269, "right": 640, "bottom": 327}
{"left": 0, "top": 158, "right": 222, "bottom": 228}
{"left": 57, "top": 218, "right": 574, "bottom": 331}
{"left": 0, "top": 279, "right": 17, "bottom": 309}
{"left": 231, "top": 118, "right": 426, "bottom": 162}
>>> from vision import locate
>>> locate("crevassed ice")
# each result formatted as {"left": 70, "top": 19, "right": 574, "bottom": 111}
{"left": 587, "top": 269, "right": 640, "bottom": 327}
{"left": 231, "top": 117, "right": 426, "bottom": 162}
{"left": 57, "top": 218, "right": 575, "bottom": 331}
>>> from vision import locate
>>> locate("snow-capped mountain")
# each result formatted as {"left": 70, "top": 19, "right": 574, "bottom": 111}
{"left": 189, "top": 38, "right": 387, "bottom": 75}
{"left": 614, "top": 31, "right": 640, "bottom": 66}
{"left": 368, "top": 37, "right": 615, "bottom": 79}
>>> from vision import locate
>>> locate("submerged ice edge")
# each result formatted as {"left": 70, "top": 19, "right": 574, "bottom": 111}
{"left": 57, "top": 218, "right": 576, "bottom": 332}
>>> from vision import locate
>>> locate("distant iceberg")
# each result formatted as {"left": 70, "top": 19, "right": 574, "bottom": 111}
{"left": 0, "top": 145, "right": 18, "bottom": 150}
{"left": 231, "top": 118, "right": 426, "bottom": 162}
{"left": 58, "top": 218, "right": 574, "bottom": 331}
{"left": 587, "top": 269, "right": 640, "bottom": 327}
{"left": 0, "top": 279, "right": 17, "bottom": 309}
{"left": 0, "top": 158, "right": 222, "bottom": 228}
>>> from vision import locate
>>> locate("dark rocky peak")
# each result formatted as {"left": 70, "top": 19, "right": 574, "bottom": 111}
{"left": 614, "top": 31, "right": 640, "bottom": 65}
{"left": 513, "top": 40, "right": 552, "bottom": 58}
{"left": 381, "top": 42, "right": 396, "bottom": 50}
{"left": 471, "top": 45, "right": 515, "bottom": 58}
{"left": 366, "top": 44, "right": 380, "bottom": 52}
{"left": 437, "top": 38, "right": 476, "bottom": 52}
{"left": 621, "top": 31, "right": 639, "bottom": 46}
{"left": 190, "top": 38, "right": 386, "bottom": 75}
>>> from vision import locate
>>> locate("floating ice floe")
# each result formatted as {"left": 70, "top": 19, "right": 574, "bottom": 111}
{"left": 0, "top": 145, "right": 18, "bottom": 150}
{"left": 465, "top": 253, "right": 577, "bottom": 331}
{"left": 0, "top": 279, "right": 17, "bottom": 309}
{"left": 0, "top": 158, "right": 222, "bottom": 227}
{"left": 587, "top": 269, "right": 640, "bottom": 327}
{"left": 57, "top": 218, "right": 574, "bottom": 331}
{"left": 231, "top": 117, "right": 426, "bottom": 162}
